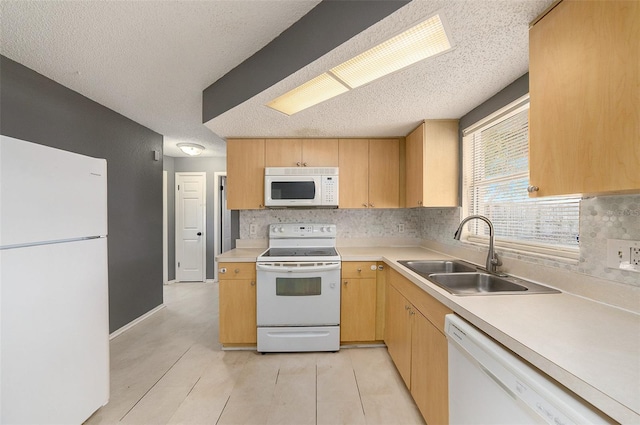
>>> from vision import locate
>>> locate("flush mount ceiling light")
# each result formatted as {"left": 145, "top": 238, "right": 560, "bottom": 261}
{"left": 267, "top": 14, "right": 452, "bottom": 116}
{"left": 177, "top": 143, "right": 204, "bottom": 156}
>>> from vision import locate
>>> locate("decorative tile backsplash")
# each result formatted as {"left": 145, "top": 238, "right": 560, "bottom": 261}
{"left": 240, "top": 208, "right": 422, "bottom": 240}
{"left": 240, "top": 194, "right": 640, "bottom": 287}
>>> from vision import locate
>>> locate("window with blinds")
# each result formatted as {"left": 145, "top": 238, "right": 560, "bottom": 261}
{"left": 462, "top": 95, "right": 580, "bottom": 259}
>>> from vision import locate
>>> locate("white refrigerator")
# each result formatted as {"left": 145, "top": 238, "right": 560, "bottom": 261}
{"left": 0, "top": 135, "right": 110, "bottom": 424}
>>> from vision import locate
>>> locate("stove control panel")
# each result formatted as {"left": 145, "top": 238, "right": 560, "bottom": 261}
{"left": 269, "top": 223, "right": 336, "bottom": 238}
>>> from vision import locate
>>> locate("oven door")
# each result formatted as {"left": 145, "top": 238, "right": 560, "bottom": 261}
{"left": 264, "top": 175, "right": 321, "bottom": 207}
{"left": 256, "top": 262, "right": 340, "bottom": 326}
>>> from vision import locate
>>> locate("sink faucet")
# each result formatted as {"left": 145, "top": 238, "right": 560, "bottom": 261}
{"left": 454, "top": 215, "right": 502, "bottom": 273}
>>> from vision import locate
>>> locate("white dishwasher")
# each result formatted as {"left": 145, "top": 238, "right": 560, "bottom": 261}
{"left": 445, "top": 315, "right": 613, "bottom": 425}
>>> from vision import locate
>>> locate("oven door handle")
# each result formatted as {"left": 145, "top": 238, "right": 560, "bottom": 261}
{"left": 256, "top": 262, "right": 341, "bottom": 273}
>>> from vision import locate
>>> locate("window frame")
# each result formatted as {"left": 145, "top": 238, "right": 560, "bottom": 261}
{"left": 461, "top": 94, "right": 580, "bottom": 262}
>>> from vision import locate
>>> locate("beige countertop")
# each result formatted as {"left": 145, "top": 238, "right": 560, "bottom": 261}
{"left": 217, "top": 246, "right": 640, "bottom": 423}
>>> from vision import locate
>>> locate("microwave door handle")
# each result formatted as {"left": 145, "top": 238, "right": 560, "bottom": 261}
{"left": 256, "top": 263, "right": 340, "bottom": 273}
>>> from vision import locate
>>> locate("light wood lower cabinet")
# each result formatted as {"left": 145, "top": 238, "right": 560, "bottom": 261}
{"left": 340, "top": 261, "right": 387, "bottom": 343}
{"left": 411, "top": 307, "right": 449, "bottom": 425}
{"left": 218, "top": 262, "right": 256, "bottom": 345}
{"left": 385, "top": 267, "right": 452, "bottom": 425}
{"left": 341, "top": 262, "right": 378, "bottom": 342}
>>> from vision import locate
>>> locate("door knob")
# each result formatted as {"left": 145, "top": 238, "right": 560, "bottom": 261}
{"left": 197, "top": 232, "right": 202, "bottom": 236}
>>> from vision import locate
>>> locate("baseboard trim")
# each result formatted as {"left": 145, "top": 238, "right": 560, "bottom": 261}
{"left": 109, "top": 304, "right": 165, "bottom": 340}
{"left": 164, "top": 279, "right": 177, "bottom": 285}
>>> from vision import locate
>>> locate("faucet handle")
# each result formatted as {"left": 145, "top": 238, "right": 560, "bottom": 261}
{"left": 491, "top": 253, "right": 503, "bottom": 267}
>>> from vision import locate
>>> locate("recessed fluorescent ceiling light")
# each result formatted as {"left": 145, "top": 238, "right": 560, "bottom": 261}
{"left": 267, "top": 73, "right": 349, "bottom": 116}
{"left": 267, "top": 14, "right": 451, "bottom": 116}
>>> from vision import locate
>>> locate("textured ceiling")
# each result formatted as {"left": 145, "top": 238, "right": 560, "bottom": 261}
{"left": 1, "top": 0, "right": 553, "bottom": 158}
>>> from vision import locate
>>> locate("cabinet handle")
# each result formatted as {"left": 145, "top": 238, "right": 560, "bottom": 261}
{"left": 343, "top": 280, "right": 348, "bottom": 285}
{"left": 251, "top": 281, "right": 256, "bottom": 286}
{"left": 357, "top": 268, "right": 362, "bottom": 272}
{"left": 527, "top": 185, "right": 539, "bottom": 193}
{"left": 410, "top": 310, "right": 415, "bottom": 316}
{"left": 296, "top": 162, "right": 301, "bottom": 166}
{"left": 362, "top": 203, "right": 368, "bottom": 208}
{"left": 303, "top": 162, "right": 307, "bottom": 166}
{"left": 369, "top": 203, "right": 375, "bottom": 208}
{"left": 259, "top": 204, "right": 264, "bottom": 209}
{"left": 234, "top": 268, "right": 240, "bottom": 274}
{"left": 418, "top": 200, "right": 423, "bottom": 206}
{"left": 377, "top": 265, "right": 384, "bottom": 271}
{"left": 405, "top": 305, "right": 410, "bottom": 310}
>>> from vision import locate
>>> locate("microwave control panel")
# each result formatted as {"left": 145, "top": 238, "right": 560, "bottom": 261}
{"left": 322, "top": 176, "right": 339, "bottom": 205}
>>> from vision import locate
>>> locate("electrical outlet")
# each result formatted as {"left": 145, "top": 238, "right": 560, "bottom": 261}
{"left": 606, "top": 239, "right": 640, "bottom": 273}
{"left": 398, "top": 223, "right": 405, "bottom": 233}
{"left": 632, "top": 247, "right": 640, "bottom": 266}
{"left": 249, "top": 224, "right": 257, "bottom": 235}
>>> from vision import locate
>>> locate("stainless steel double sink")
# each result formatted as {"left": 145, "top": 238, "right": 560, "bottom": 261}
{"left": 397, "top": 260, "right": 559, "bottom": 296}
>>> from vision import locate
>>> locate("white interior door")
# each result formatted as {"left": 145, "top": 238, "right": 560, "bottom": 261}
{"left": 176, "top": 172, "right": 206, "bottom": 282}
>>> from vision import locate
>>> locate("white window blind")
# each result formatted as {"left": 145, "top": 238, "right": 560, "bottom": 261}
{"left": 462, "top": 96, "right": 580, "bottom": 259}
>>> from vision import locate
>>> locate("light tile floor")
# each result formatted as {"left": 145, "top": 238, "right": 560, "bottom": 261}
{"left": 86, "top": 282, "right": 425, "bottom": 425}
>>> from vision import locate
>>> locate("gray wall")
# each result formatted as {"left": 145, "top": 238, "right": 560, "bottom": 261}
{"left": 459, "top": 73, "right": 529, "bottom": 132}
{"left": 1, "top": 55, "right": 164, "bottom": 333}
{"left": 169, "top": 156, "right": 226, "bottom": 280}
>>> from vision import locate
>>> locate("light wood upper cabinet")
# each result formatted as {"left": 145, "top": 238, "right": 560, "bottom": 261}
{"left": 339, "top": 138, "right": 400, "bottom": 209}
{"left": 265, "top": 138, "right": 339, "bottom": 167}
{"left": 369, "top": 139, "right": 400, "bottom": 208}
{"left": 218, "top": 262, "right": 256, "bottom": 345}
{"left": 265, "top": 139, "right": 301, "bottom": 167}
{"left": 405, "top": 120, "right": 459, "bottom": 207}
{"left": 339, "top": 139, "right": 369, "bottom": 208}
{"left": 529, "top": 0, "right": 640, "bottom": 197}
{"left": 302, "top": 139, "right": 339, "bottom": 167}
{"left": 226, "top": 139, "right": 265, "bottom": 210}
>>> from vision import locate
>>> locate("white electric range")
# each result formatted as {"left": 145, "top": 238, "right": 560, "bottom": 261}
{"left": 256, "top": 223, "right": 341, "bottom": 352}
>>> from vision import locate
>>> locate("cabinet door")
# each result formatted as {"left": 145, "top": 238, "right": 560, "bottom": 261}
{"left": 405, "top": 125, "right": 424, "bottom": 208}
{"left": 339, "top": 139, "right": 369, "bottom": 208}
{"left": 226, "top": 139, "right": 265, "bottom": 210}
{"left": 411, "top": 311, "right": 449, "bottom": 425}
{"left": 529, "top": 0, "right": 640, "bottom": 196}
{"left": 341, "top": 277, "right": 377, "bottom": 342}
{"left": 385, "top": 283, "right": 412, "bottom": 387}
{"left": 265, "top": 139, "right": 302, "bottom": 167}
{"left": 423, "top": 120, "right": 458, "bottom": 207}
{"left": 219, "top": 279, "right": 256, "bottom": 344}
{"left": 369, "top": 139, "right": 400, "bottom": 208}
{"left": 405, "top": 121, "right": 458, "bottom": 208}
{"left": 302, "top": 139, "right": 339, "bottom": 167}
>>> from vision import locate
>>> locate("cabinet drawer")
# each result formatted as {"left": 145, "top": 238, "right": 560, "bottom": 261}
{"left": 218, "top": 262, "right": 256, "bottom": 280}
{"left": 342, "top": 262, "right": 378, "bottom": 279}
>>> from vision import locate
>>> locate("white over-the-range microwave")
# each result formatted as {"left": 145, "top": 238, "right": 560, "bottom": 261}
{"left": 264, "top": 167, "right": 339, "bottom": 208}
